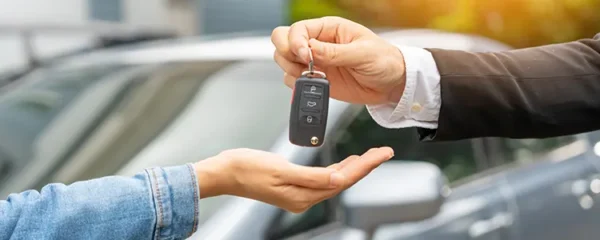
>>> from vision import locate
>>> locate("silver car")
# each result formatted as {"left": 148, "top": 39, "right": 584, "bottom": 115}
{"left": 1, "top": 30, "right": 598, "bottom": 240}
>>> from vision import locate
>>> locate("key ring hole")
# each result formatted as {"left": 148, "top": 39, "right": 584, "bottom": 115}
{"left": 301, "top": 70, "right": 327, "bottom": 79}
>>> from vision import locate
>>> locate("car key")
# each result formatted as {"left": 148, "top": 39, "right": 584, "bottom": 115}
{"left": 289, "top": 49, "right": 329, "bottom": 147}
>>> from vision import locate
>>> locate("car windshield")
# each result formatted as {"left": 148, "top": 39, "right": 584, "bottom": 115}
{"left": 111, "top": 60, "right": 292, "bottom": 226}
{"left": 0, "top": 58, "right": 292, "bottom": 226}
{"left": 0, "top": 64, "right": 133, "bottom": 187}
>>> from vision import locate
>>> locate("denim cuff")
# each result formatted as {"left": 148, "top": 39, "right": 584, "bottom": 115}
{"left": 146, "top": 163, "right": 200, "bottom": 240}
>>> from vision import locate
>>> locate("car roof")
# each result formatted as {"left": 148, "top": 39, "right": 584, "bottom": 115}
{"left": 56, "top": 29, "right": 512, "bottom": 68}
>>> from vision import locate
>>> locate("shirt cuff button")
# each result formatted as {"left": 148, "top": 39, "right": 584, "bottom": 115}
{"left": 411, "top": 103, "right": 422, "bottom": 113}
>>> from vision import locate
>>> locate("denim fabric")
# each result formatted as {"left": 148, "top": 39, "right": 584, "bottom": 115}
{"left": 0, "top": 163, "right": 200, "bottom": 240}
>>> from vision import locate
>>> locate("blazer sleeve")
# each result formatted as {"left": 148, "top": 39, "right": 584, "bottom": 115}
{"left": 418, "top": 33, "right": 600, "bottom": 141}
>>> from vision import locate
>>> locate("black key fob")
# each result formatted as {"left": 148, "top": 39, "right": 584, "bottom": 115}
{"left": 289, "top": 72, "right": 329, "bottom": 147}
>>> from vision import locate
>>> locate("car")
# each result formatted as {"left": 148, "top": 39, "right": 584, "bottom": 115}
{"left": 0, "top": 28, "right": 177, "bottom": 89}
{"left": 2, "top": 29, "right": 598, "bottom": 240}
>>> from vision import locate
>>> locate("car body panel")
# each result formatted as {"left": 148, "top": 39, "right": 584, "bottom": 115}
{"left": 53, "top": 29, "right": 512, "bottom": 69}
{"left": 502, "top": 138, "right": 600, "bottom": 240}
{"left": 371, "top": 171, "right": 511, "bottom": 240}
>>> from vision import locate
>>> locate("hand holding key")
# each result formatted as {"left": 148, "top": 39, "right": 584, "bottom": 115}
{"left": 271, "top": 16, "right": 407, "bottom": 104}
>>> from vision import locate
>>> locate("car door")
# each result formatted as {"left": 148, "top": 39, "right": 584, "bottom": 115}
{"left": 372, "top": 175, "right": 513, "bottom": 240}
{"left": 490, "top": 134, "right": 600, "bottom": 240}
{"left": 301, "top": 107, "right": 516, "bottom": 240}
{"left": 308, "top": 107, "right": 594, "bottom": 240}
{"left": 366, "top": 145, "right": 515, "bottom": 240}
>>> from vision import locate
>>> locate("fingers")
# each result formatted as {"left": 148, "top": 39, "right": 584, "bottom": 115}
{"left": 271, "top": 147, "right": 393, "bottom": 213}
{"left": 293, "top": 148, "right": 392, "bottom": 203}
{"left": 338, "top": 147, "right": 394, "bottom": 185}
{"left": 286, "top": 16, "right": 372, "bottom": 64}
{"left": 283, "top": 73, "right": 296, "bottom": 88}
{"left": 282, "top": 164, "right": 346, "bottom": 189}
{"left": 278, "top": 65, "right": 299, "bottom": 92}
{"left": 327, "top": 163, "right": 342, "bottom": 170}
{"left": 274, "top": 51, "right": 304, "bottom": 81}
{"left": 272, "top": 26, "right": 301, "bottom": 63}
{"left": 327, "top": 155, "right": 360, "bottom": 171}
{"left": 309, "top": 39, "right": 374, "bottom": 67}
{"left": 279, "top": 147, "right": 393, "bottom": 192}
{"left": 288, "top": 18, "right": 327, "bottom": 63}
{"left": 272, "top": 16, "right": 377, "bottom": 71}
{"left": 280, "top": 64, "right": 326, "bottom": 89}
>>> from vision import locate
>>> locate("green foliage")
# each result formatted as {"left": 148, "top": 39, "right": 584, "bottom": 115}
{"left": 288, "top": 0, "right": 350, "bottom": 23}
{"left": 423, "top": 0, "right": 600, "bottom": 47}
{"left": 289, "top": 0, "right": 600, "bottom": 48}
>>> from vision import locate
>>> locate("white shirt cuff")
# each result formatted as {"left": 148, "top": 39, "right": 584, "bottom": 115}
{"left": 366, "top": 45, "right": 441, "bottom": 129}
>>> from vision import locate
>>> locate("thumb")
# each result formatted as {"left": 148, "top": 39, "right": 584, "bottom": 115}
{"left": 308, "top": 38, "right": 371, "bottom": 67}
{"left": 282, "top": 164, "right": 347, "bottom": 189}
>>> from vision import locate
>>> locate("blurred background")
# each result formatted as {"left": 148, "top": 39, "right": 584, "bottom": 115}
{"left": 291, "top": 0, "right": 600, "bottom": 48}
{"left": 3, "top": 0, "right": 600, "bottom": 73}
{"left": 2, "top": 1, "right": 600, "bottom": 240}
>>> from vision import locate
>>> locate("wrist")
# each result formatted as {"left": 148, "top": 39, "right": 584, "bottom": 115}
{"left": 387, "top": 76, "right": 405, "bottom": 103}
{"left": 193, "top": 157, "right": 235, "bottom": 199}
{"left": 387, "top": 48, "right": 406, "bottom": 103}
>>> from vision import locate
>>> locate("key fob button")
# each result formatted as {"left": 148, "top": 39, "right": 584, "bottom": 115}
{"left": 303, "top": 85, "right": 323, "bottom": 95}
{"left": 300, "top": 98, "right": 322, "bottom": 110}
{"left": 301, "top": 114, "right": 320, "bottom": 125}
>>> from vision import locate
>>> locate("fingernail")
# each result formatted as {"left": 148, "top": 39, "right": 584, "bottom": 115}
{"left": 298, "top": 47, "right": 310, "bottom": 63}
{"left": 329, "top": 172, "right": 344, "bottom": 188}
{"left": 390, "top": 148, "right": 395, "bottom": 158}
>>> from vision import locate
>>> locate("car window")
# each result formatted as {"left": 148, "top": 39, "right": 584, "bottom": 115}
{"left": 494, "top": 136, "right": 579, "bottom": 165}
{"left": 46, "top": 61, "right": 234, "bottom": 185}
{"left": 109, "top": 60, "right": 292, "bottom": 174}
{"left": 333, "top": 109, "right": 480, "bottom": 182}
{"left": 450, "top": 135, "right": 579, "bottom": 187}
{"left": 39, "top": 60, "right": 292, "bottom": 226}
{"left": 333, "top": 109, "right": 580, "bottom": 184}
{"left": 0, "top": 64, "right": 131, "bottom": 191}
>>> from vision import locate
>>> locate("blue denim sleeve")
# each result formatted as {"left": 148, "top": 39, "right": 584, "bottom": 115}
{"left": 0, "top": 163, "right": 200, "bottom": 240}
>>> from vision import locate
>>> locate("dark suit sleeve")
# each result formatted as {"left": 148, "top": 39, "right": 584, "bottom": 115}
{"left": 418, "top": 33, "right": 600, "bottom": 141}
